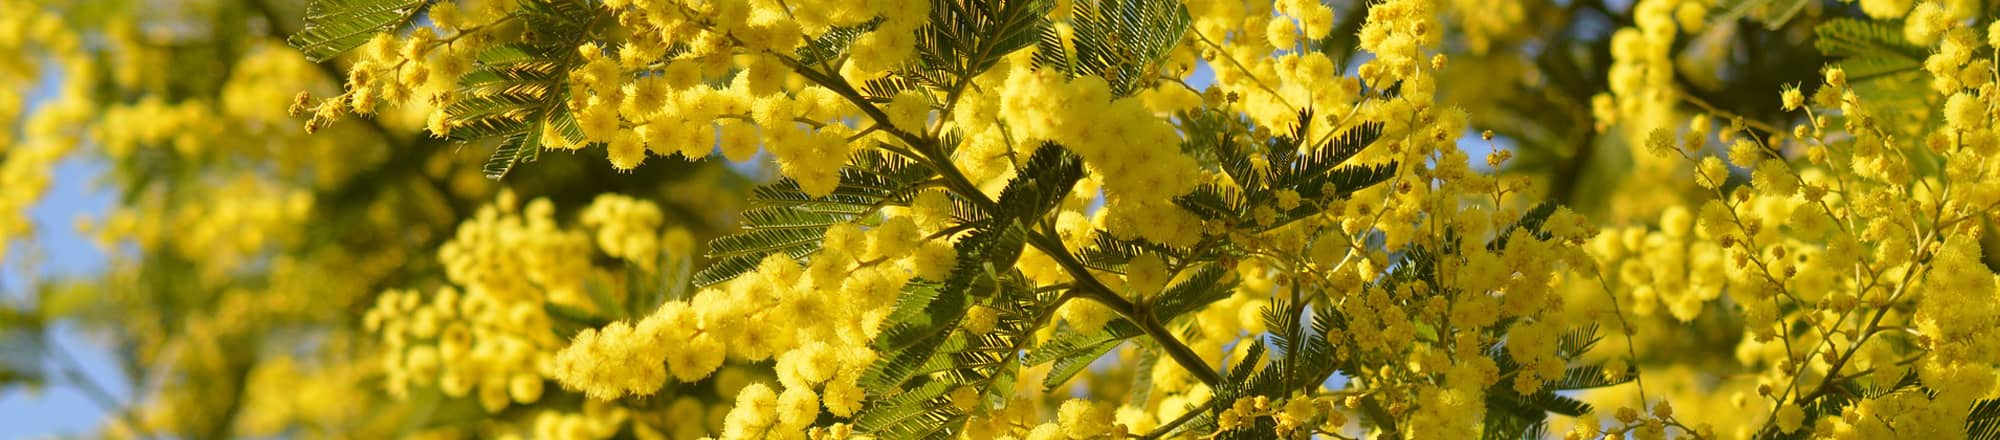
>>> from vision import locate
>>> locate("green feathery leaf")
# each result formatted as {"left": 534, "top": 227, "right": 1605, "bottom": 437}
{"left": 693, "top": 152, "right": 937, "bottom": 286}
{"left": 994, "top": 143, "right": 1086, "bottom": 224}
{"left": 1034, "top": 0, "right": 1190, "bottom": 96}
{"left": 914, "top": 0, "right": 1052, "bottom": 86}
{"left": 1814, "top": 18, "right": 1926, "bottom": 84}
{"left": 797, "top": 20, "right": 880, "bottom": 66}
{"left": 1148, "top": 263, "right": 1236, "bottom": 323}
{"left": 1970, "top": 397, "right": 2000, "bottom": 440}
{"left": 288, "top": 0, "right": 427, "bottom": 62}
{"left": 1025, "top": 319, "right": 1143, "bottom": 390}
{"left": 446, "top": 0, "right": 603, "bottom": 179}
{"left": 1709, "top": 0, "right": 1809, "bottom": 30}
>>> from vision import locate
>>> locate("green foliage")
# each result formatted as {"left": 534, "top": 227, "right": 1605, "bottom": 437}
{"left": 694, "top": 151, "right": 938, "bottom": 287}
{"left": 1022, "top": 261, "right": 1236, "bottom": 392}
{"left": 1709, "top": 0, "right": 1811, "bottom": 30}
{"left": 0, "top": 305, "right": 46, "bottom": 390}
{"left": 1025, "top": 319, "right": 1141, "bottom": 390}
{"left": 1970, "top": 397, "right": 2000, "bottom": 440}
{"left": 1814, "top": 18, "right": 1926, "bottom": 84}
{"left": 855, "top": 266, "right": 1056, "bottom": 438}
{"left": 796, "top": 21, "right": 879, "bottom": 67}
{"left": 1147, "top": 263, "right": 1237, "bottom": 323}
{"left": 1033, "top": 0, "right": 1191, "bottom": 96}
{"left": 462, "top": 0, "right": 602, "bottom": 179}
{"left": 1481, "top": 414, "right": 1552, "bottom": 440}
{"left": 993, "top": 144, "right": 1085, "bottom": 226}
{"left": 843, "top": 138, "right": 1260, "bottom": 438}
{"left": 288, "top": 0, "right": 428, "bottom": 62}
{"left": 911, "top": 0, "right": 1052, "bottom": 89}
{"left": 1178, "top": 109, "right": 1396, "bottom": 233}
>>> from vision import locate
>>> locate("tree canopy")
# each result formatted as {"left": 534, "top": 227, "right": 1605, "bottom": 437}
{"left": 4, "top": 0, "right": 2000, "bottom": 439}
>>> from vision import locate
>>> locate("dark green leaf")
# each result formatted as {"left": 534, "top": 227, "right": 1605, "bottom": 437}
{"left": 1970, "top": 397, "right": 2000, "bottom": 440}
{"left": 1149, "top": 263, "right": 1235, "bottom": 323}
{"left": 994, "top": 143, "right": 1085, "bottom": 224}
{"left": 1026, "top": 320, "right": 1143, "bottom": 390}
{"left": 852, "top": 379, "right": 963, "bottom": 437}
{"left": 797, "top": 21, "right": 880, "bottom": 66}
{"left": 1543, "top": 363, "right": 1635, "bottom": 391}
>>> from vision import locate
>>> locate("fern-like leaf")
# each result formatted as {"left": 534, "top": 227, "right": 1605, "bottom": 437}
{"left": 440, "top": 0, "right": 602, "bottom": 179}
{"left": 1553, "top": 323, "right": 1603, "bottom": 360}
{"left": 1708, "top": 0, "right": 1809, "bottom": 30}
{"left": 797, "top": 21, "right": 880, "bottom": 66}
{"left": 288, "top": 0, "right": 427, "bottom": 62}
{"left": 1148, "top": 263, "right": 1235, "bottom": 323}
{"left": 1814, "top": 18, "right": 1926, "bottom": 84}
{"left": 914, "top": 0, "right": 1052, "bottom": 87}
{"left": 1970, "top": 397, "right": 2000, "bottom": 440}
{"left": 852, "top": 379, "right": 963, "bottom": 436}
{"left": 1481, "top": 409, "right": 1547, "bottom": 440}
{"left": 1488, "top": 387, "right": 1593, "bottom": 417}
{"left": 1968, "top": 398, "right": 2000, "bottom": 440}
{"left": 1033, "top": 0, "right": 1189, "bottom": 96}
{"left": 994, "top": 143, "right": 1085, "bottom": 223}
{"left": 1025, "top": 320, "right": 1143, "bottom": 390}
{"left": 694, "top": 152, "right": 938, "bottom": 286}
{"left": 1543, "top": 363, "right": 1636, "bottom": 391}
{"left": 1486, "top": 201, "right": 1560, "bottom": 251}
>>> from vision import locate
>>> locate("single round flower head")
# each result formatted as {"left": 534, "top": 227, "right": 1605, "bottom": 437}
{"left": 606, "top": 128, "right": 647, "bottom": 171}
{"left": 1781, "top": 88, "right": 1805, "bottom": 111}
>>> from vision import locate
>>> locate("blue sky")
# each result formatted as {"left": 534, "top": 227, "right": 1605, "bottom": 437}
{"left": 0, "top": 68, "right": 126, "bottom": 438}
{"left": 0, "top": 159, "right": 125, "bottom": 437}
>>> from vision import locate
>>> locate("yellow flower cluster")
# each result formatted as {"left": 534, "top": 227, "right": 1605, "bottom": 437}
{"left": 1444, "top": 0, "right": 1528, "bottom": 55}
{"left": 193, "top": 0, "right": 2000, "bottom": 437}
{"left": 1188, "top": 0, "right": 1356, "bottom": 135}
{"left": 841, "top": 0, "right": 932, "bottom": 75}
{"left": 1564, "top": 400, "right": 1712, "bottom": 440}
{"left": 292, "top": 0, "right": 506, "bottom": 132}
{"left": 1355, "top": 0, "right": 1441, "bottom": 88}
{"left": 309, "top": 0, "right": 941, "bottom": 193}
{"left": 1587, "top": 206, "right": 1728, "bottom": 322}
{"left": 95, "top": 38, "right": 393, "bottom": 195}
{"left": 963, "top": 397, "right": 1159, "bottom": 440}
{"left": 1574, "top": 12, "right": 2000, "bottom": 433}
{"left": 232, "top": 355, "right": 375, "bottom": 437}
{"left": 1214, "top": 394, "right": 1347, "bottom": 438}
{"left": 366, "top": 191, "right": 687, "bottom": 412}
{"left": 579, "top": 193, "right": 668, "bottom": 268}
{"left": 366, "top": 285, "right": 553, "bottom": 412}
{"left": 1592, "top": 0, "right": 1715, "bottom": 218}
{"left": 523, "top": 402, "right": 633, "bottom": 440}
{"left": 552, "top": 211, "right": 952, "bottom": 438}
{"left": 995, "top": 63, "right": 1208, "bottom": 245}
{"left": 0, "top": 0, "right": 87, "bottom": 266}
{"left": 0, "top": 140, "right": 66, "bottom": 265}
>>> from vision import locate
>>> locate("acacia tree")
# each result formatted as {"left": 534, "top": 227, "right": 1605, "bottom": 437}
{"left": 5, "top": 0, "right": 2000, "bottom": 439}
